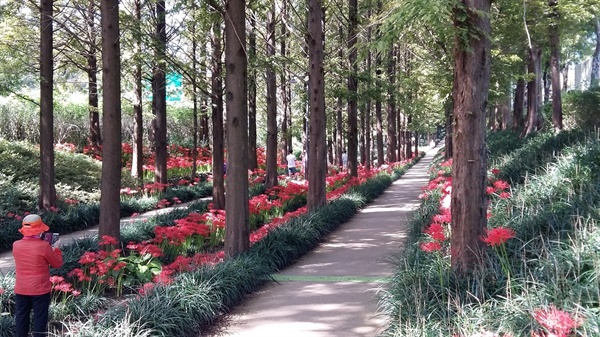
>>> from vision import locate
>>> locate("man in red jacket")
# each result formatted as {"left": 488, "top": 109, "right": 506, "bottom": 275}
{"left": 12, "top": 214, "right": 63, "bottom": 337}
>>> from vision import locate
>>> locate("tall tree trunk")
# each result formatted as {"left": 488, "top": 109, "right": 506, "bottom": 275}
{"left": 191, "top": 20, "right": 199, "bottom": 179}
{"left": 87, "top": 2, "right": 101, "bottom": 146}
{"left": 561, "top": 64, "right": 569, "bottom": 92}
{"left": 336, "top": 95, "right": 343, "bottom": 167}
{"left": 450, "top": 0, "right": 491, "bottom": 274}
{"left": 307, "top": 0, "right": 327, "bottom": 211}
{"left": 405, "top": 117, "right": 412, "bottom": 160}
{"left": 347, "top": 0, "right": 358, "bottom": 177}
{"left": 397, "top": 113, "right": 405, "bottom": 161}
{"left": 591, "top": 16, "right": 600, "bottom": 87}
{"left": 265, "top": 2, "right": 278, "bottom": 189}
{"left": 386, "top": 47, "right": 396, "bottom": 163}
{"left": 39, "top": 0, "right": 56, "bottom": 210}
{"left": 211, "top": 19, "right": 225, "bottom": 210}
{"left": 280, "top": 0, "right": 290, "bottom": 165}
{"left": 153, "top": 0, "right": 168, "bottom": 186}
{"left": 365, "top": 16, "right": 372, "bottom": 171}
{"left": 98, "top": 0, "right": 122, "bottom": 244}
{"left": 543, "top": 60, "right": 550, "bottom": 103}
{"left": 548, "top": 0, "right": 562, "bottom": 131}
{"left": 224, "top": 0, "right": 249, "bottom": 256}
{"left": 375, "top": 0, "right": 384, "bottom": 166}
{"left": 513, "top": 75, "right": 525, "bottom": 130}
{"left": 444, "top": 98, "right": 453, "bottom": 160}
{"left": 131, "top": 0, "right": 143, "bottom": 185}
{"left": 248, "top": 9, "right": 258, "bottom": 170}
{"left": 525, "top": 45, "right": 542, "bottom": 136}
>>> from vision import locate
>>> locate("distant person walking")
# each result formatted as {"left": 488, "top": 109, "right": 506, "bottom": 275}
{"left": 12, "top": 214, "right": 63, "bottom": 337}
{"left": 341, "top": 151, "right": 348, "bottom": 169}
{"left": 286, "top": 151, "right": 297, "bottom": 176}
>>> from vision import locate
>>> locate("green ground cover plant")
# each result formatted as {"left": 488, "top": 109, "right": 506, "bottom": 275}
{"left": 379, "top": 131, "right": 600, "bottom": 337}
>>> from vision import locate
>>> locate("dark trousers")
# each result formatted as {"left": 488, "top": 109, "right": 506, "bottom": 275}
{"left": 14, "top": 293, "right": 51, "bottom": 337}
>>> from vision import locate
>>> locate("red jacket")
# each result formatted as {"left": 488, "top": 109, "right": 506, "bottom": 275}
{"left": 12, "top": 237, "right": 63, "bottom": 295}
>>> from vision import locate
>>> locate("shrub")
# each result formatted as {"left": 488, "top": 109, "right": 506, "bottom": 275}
{"left": 563, "top": 86, "right": 600, "bottom": 130}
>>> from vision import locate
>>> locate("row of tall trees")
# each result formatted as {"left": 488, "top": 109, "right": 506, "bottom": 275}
{"left": 1, "top": 0, "right": 599, "bottom": 264}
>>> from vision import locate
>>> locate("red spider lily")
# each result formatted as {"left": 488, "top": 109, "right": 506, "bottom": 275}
{"left": 440, "top": 159, "right": 452, "bottom": 167}
{"left": 0, "top": 288, "right": 4, "bottom": 295}
{"left": 532, "top": 305, "right": 583, "bottom": 337}
{"left": 99, "top": 235, "right": 119, "bottom": 246}
{"left": 499, "top": 192, "right": 511, "bottom": 199}
{"left": 493, "top": 180, "right": 510, "bottom": 191}
{"left": 482, "top": 227, "right": 515, "bottom": 247}
{"left": 420, "top": 241, "right": 442, "bottom": 252}
{"left": 432, "top": 211, "right": 451, "bottom": 224}
{"left": 491, "top": 168, "right": 501, "bottom": 175}
{"left": 486, "top": 186, "right": 496, "bottom": 195}
{"left": 424, "top": 223, "right": 446, "bottom": 242}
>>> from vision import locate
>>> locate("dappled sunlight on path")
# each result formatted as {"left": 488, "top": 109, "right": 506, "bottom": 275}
{"left": 203, "top": 146, "right": 440, "bottom": 337}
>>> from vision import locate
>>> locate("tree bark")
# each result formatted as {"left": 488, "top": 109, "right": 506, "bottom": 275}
{"left": 548, "top": 0, "right": 562, "bottom": 131}
{"left": 211, "top": 19, "right": 225, "bottom": 210}
{"left": 87, "top": 2, "right": 101, "bottom": 146}
{"left": 592, "top": 16, "right": 600, "bottom": 87}
{"left": 307, "top": 0, "right": 327, "bottom": 211}
{"left": 347, "top": 0, "right": 358, "bottom": 177}
{"left": 336, "top": 95, "right": 343, "bottom": 167}
{"left": 98, "top": 0, "right": 122, "bottom": 244}
{"left": 224, "top": 0, "right": 249, "bottom": 256}
{"left": 365, "top": 19, "right": 372, "bottom": 171}
{"left": 131, "top": 0, "right": 143, "bottom": 185}
{"left": 444, "top": 98, "right": 453, "bottom": 160}
{"left": 153, "top": 1, "right": 168, "bottom": 187}
{"left": 386, "top": 47, "right": 396, "bottom": 163}
{"left": 513, "top": 75, "right": 525, "bottom": 130}
{"left": 450, "top": 0, "right": 491, "bottom": 274}
{"left": 248, "top": 10, "right": 258, "bottom": 170}
{"left": 265, "top": 2, "right": 278, "bottom": 189}
{"left": 525, "top": 45, "right": 542, "bottom": 136}
{"left": 375, "top": 0, "right": 384, "bottom": 166}
{"left": 39, "top": 0, "right": 56, "bottom": 211}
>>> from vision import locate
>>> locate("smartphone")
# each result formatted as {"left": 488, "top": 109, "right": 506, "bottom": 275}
{"left": 43, "top": 232, "right": 60, "bottom": 245}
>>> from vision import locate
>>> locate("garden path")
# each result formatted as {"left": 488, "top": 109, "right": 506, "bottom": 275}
{"left": 203, "top": 145, "right": 440, "bottom": 337}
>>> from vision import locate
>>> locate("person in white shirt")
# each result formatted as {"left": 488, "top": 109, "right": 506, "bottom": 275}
{"left": 342, "top": 151, "right": 348, "bottom": 169}
{"left": 286, "top": 151, "right": 297, "bottom": 176}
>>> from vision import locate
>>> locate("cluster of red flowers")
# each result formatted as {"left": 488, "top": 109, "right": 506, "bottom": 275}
{"left": 532, "top": 304, "right": 583, "bottom": 337}
{"left": 419, "top": 163, "right": 516, "bottom": 255}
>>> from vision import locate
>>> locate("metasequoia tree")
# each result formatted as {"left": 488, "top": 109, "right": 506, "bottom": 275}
{"left": 248, "top": 6, "right": 258, "bottom": 170}
{"left": 548, "top": 0, "right": 562, "bottom": 131}
{"left": 307, "top": 0, "right": 327, "bottom": 210}
{"left": 347, "top": 0, "right": 359, "bottom": 177}
{"left": 98, "top": 0, "right": 122, "bottom": 244}
{"left": 130, "top": 0, "right": 144, "bottom": 185}
{"left": 386, "top": 46, "right": 396, "bottom": 163}
{"left": 265, "top": 0, "right": 278, "bottom": 189}
{"left": 224, "top": 0, "right": 249, "bottom": 256}
{"left": 152, "top": 0, "right": 168, "bottom": 186}
{"left": 210, "top": 12, "right": 225, "bottom": 210}
{"left": 39, "top": 0, "right": 56, "bottom": 210}
{"left": 592, "top": 15, "right": 600, "bottom": 85}
{"left": 450, "top": 0, "right": 491, "bottom": 274}
{"left": 51, "top": 0, "right": 102, "bottom": 146}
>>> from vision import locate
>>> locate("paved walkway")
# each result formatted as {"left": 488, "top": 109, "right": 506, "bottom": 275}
{"left": 204, "top": 147, "right": 438, "bottom": 337}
